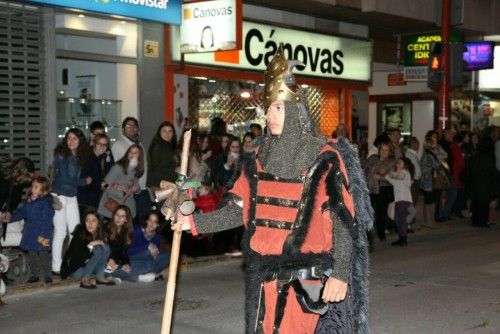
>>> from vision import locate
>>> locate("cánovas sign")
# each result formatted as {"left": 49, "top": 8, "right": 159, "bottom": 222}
{"left": 244, "top": 28, "right": 344, "bottom": 75}
{"left": 172, "top": 21, "right": 372, "bottom": 81}
{"left": 27, "top": 0, "right": 182, "bottom": 24}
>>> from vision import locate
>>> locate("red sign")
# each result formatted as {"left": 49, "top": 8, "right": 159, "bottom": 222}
{"left": 387, "top": 73, "right": 407, "bottom": 86}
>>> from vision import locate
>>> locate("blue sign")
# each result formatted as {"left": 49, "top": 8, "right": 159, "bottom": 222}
{"left": 28, "top": 0, "right": 182, "bottom": 25}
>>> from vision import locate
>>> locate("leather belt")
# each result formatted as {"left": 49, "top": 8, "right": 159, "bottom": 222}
{"left": 266, "top": 265, "right": 323, "bottom": 282}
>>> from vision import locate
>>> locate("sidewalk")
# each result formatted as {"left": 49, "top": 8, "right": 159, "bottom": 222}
{"left": 2, "top": 214, "right": 490, "bottom": 298}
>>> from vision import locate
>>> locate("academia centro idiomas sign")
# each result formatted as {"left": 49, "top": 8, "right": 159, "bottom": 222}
{"left": 403, "top": 32, "right": 462, "bottom": 66}
{"left": 27, "top": 0, "right": 182, "bottom": 25}
{"left": 172, "top": 21, "right": 372, "bottom": 82}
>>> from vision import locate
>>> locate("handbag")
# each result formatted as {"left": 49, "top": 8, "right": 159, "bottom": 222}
{"left": 104, "top": 197, "right": 120, "bottom": 212}
{"left": 433, "top": 162, "right": 451, "bottom": 190}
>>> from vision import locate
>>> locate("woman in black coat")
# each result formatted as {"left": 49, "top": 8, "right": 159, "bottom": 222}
{"left": 462, "top": 131, "right": 499, "bottom": 227}
{"left": 146, "top": 121, "right": 178, "bottom": 188}
{"left": 61, "top": 211, "right": 117, "bottom": 288}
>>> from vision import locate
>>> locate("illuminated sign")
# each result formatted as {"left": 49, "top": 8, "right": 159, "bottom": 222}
{"left": 180, "top": 0, "right": 241, "bottom": 54}
{"left": 403, "top": 32, "right": 462, "bottom": 66}
{"left": 463, "top": 42, "right": 495, "bottom": 71}
{"left": 27, "top": 0, "right": 182, "bottom": 24}
{"left": 171, "top": 21, "right": 372, "bottom": 82}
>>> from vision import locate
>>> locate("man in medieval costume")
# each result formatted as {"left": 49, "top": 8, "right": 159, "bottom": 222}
{"left": 175, "top": 47, "right": 372, "bottom": 333}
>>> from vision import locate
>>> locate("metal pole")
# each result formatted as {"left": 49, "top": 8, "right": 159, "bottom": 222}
{"left": 439, "top": 0, "right": 451, "bottom": 130}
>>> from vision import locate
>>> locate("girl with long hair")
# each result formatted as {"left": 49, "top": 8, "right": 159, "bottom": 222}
{"left": 146, "top": 121, "right": 178, "bottom": 187}
{"left": 51, "top": 128, "right": 92, "bottom": 275}
{"left": 60, "top": 211, "right": 116, "bottom": 289}
{"left": 98, "top": 144, "right": 144, "bottom": 218}
{"left": 106, "top": 205, "right": 134, "bottom": 281}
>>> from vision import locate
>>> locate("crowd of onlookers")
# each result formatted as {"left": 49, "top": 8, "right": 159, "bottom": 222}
{"left": 360, "top": 122, "right": 500, "bottom": 248}
{"left": 0, "top": 116, "right": 264, "bottom": 290}
{"left": 0, "top": 115, "right": 498, "bottom": 291}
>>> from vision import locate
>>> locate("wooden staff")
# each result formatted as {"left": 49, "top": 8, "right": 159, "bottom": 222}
{"left": 161, "top": 129, "right": 191, "bottom": 334}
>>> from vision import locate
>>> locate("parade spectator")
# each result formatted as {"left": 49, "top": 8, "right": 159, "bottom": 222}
{"left": 112, "top": 117, "right": 150, "bottom": 222}
{"left": 194, "top": 182, "right": 217, "bottom": 214}
{"left": 98, "top": 144, "right": 143, "bottom": 219}
{"left": 250, "top": 123, "right": 264, "bottom": 147}
{"left": 181, "top": 129, "right": 208, "bottom": 183}
{"left": 450, "top": 133, "right": 466, "bottom": 217}
{"left": 242, "top": 132, "right": 255, "bottom": 153}
{"left": 419, "top": 130, "right": 448, "bottom": 225}
{"left": 1, "top": 177, "right": 54, "bottom": 284}
{"left": 147, "top": 121, "right": 178, "bottom": 187}
{"left": 88, "top": 121, "right": 105, "bottom": 148}
{"left": 462, "top": 129, "right": 499, "bottom": 228}
{"left": 213, "top": 136, "right": 240, "bottom": 189}
{"left": 366, "top": 141, "right": 395, "bottom": 241}
{"left": 388, "top": 128, "right": 403, "bottom": 159}
{"left": 127, "top": 211, "right": 169, "bottom": 281}
{"left": 51, "top": 128, "right": 92, "bottom": 275}
{"left": 106, "top": 205, "right": 133, "bottom": 281}
{"left": 404, "top": 136, "right": 421, "bottom": 230}
{"left": 77, "top": 133, "right": 114, "bottom": 218}
{"left": 0, "top": 157, "right": 35, "bottom": 228}
{"left": 385, "top": 157, "right": 414, "bottom": 246}
{"left": 60, "top": 211, "right": 117, "bottom": 288}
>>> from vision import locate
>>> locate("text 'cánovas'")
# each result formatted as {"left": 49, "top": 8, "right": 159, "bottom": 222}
{"left": 245, "top": 28, "right": 344, "bottom": 76}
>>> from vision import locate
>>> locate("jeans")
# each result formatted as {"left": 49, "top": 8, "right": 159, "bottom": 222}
{"left": 70, "top": 245, "right": 110, "bottom": 280}
{"left": 52, "top": 195, "right": 80, "bottom": 272}
{"left": 439, "top": 179, "right": 457, "bottom": 219}
{"left": 129, "top": 249, "right": 169, "bottom": 276}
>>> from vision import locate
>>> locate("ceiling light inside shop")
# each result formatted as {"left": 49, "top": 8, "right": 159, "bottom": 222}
{"left": 301, "top": 84, "right": 309, "bottom": 88}
{"left": 245, "top": 106, "right": 255, "bottom": 110}
{"left": 193, "top": 76, "right": 208, "bottom": 80}
{"left": 240, "top": 91, "right": 251, "bottom": 99}
{"left": 258, "top": 83, "right": 265, "bottom": 87}
{"left": 78, "top": 14, "right": 85, "bottom": 18}
{"left": 208, "top": 79, "right": 216, "bottom": 83}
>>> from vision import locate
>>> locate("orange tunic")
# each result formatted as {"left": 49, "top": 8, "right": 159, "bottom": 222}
{"left": 228, "top": 143, "right": 355, "bottom": 333}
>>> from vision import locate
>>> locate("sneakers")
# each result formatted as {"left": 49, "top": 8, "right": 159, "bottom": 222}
{"left": 224, "top": 247, "right": 242, "bottom": 257}
{"left": 138, "top": 273, "right": 156, "bottom": 283}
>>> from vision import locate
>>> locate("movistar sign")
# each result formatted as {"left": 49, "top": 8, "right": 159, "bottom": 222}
{"left": 27, "top": 0, "right": 182, "bottom": 25}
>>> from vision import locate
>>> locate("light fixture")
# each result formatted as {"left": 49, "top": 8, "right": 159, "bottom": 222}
{"left": 78, "top": 14, "right": 85, "bottom": 18}
{"left": 258, "top": 83, "right": 265, "bottom": 87}
{"left": 208, "top": 79, "right": 216, "bottom": 83}
{"left": 301, "top": 84, "right": 309, "bottom": 88}
{"left": 193, "top": 76, "right": 208, "bottom": 80}
{"left": 240, "top": 91, "right": 251, "bottom": 99}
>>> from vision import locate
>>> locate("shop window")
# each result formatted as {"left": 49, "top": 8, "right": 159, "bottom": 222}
{"left": 377, "top": 102, "right": 412, "bottom": 137}
{"left": 187, "top": 77, "right": 340, "bottom": 137}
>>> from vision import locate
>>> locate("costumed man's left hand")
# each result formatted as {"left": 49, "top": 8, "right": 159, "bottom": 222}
{"left": 322, "top": 277, "right": 348, "bottom": 303}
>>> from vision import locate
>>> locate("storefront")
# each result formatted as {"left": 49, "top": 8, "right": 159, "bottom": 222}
{"left": 0, "top": 0, "right": 180, "bottom": 170}
{"left": 165, "top": 20, "right": 372, "bottom": 141}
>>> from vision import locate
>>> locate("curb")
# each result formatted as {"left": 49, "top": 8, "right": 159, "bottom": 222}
{"left": 4, "top": 254, "right": 242, "bottom": 297}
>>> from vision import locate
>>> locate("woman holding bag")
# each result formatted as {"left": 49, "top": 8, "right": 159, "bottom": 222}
{"left": 98, "top": 144, "right": 144, "bottom": 219}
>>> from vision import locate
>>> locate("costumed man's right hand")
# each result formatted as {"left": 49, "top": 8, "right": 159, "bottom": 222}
{"left": 171, "top": 212, "right": 193, "bottom": 231}
{"left": 322, "top": 277, "right": 348, "bottom": 303}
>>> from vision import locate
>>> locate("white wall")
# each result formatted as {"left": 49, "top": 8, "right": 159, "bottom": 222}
{"left": 412, "top": 100, "right": 435, "bottom": 155}
{"left": 55, "top": 14, "right": 137, "bottom": 57}
{"left": 117, "top": 63, "right": 138, "bottom": 120}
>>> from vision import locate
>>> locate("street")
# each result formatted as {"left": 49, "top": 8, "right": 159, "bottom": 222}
{"left": 1, "top": 222, "right": 499, "bottom": 334}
